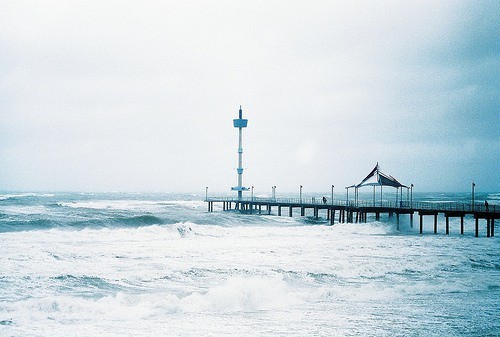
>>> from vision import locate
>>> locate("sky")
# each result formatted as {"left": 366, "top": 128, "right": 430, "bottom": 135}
{"left": 0, "top": 0, "right": 499, "bottom": 194}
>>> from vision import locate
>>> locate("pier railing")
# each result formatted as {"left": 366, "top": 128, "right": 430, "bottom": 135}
{"left": 205, "top": 196, "right": 497, "bottom": 213}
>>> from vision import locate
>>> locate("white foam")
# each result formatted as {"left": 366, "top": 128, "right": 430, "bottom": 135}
{"left": 179, "top": 275, "right": 302, "bottom": 312}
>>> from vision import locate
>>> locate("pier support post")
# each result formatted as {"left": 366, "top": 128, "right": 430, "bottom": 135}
{"left": 460, "top": 216, "right": 464, "bottom": 235}
{"left": 278, "top": 206, "right": 281, "bottom": 216}
{"left": 301, "top": 207, "right": 305, "bottom": 216}
{"left": 434, "top": 214, "right": 438, "bottom": 234}
{"left": 492, "top": 219, "right": 495, "bottom": 237}
{"left": 446, "top": 216, "right": 449, "bottom": 235}
{"left": 289, "top": 206, "right": 293, "bottom": 217}
{"left": 487, "top": 219, "right": 491, "bottom": 238}
{"left": 331, "top": 210, "right": 335, "bottom": 225}
{"left": 475, "top": 217, "right": 479, "bottom": 237}
{"left": 410, "top": 213, "right": 413, "bottom": 228}
{"left": 419, "top": 214, "right": 423, "bottom": 234}
{"left": 376, "top": 212, "right": 380, "bottom": 221}
{"left": 396, "top": 213, "right": 400, "bottom": 230}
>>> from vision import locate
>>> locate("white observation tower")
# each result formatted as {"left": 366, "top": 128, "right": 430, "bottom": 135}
{"left": 231, "top": 106, "right": 249, "bottom": 200}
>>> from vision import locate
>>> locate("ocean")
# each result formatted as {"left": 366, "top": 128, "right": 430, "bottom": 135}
{"left": 0, "top": 192, "right": 498, "bottom": 336}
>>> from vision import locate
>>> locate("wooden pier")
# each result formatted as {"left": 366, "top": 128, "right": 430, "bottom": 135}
{"left": 205, "top": 197, "right": 499, "bottom": 237}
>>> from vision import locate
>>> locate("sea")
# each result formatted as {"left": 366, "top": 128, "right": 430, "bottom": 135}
{"left": 0, "top": 191, "right": 498, "bottom": 337}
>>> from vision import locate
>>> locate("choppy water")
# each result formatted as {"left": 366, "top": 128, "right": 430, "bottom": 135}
{"left": 0, "top": 192, "right": 498, "bottom": 336}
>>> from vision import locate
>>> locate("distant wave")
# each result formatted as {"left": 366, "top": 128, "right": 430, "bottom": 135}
{"left": 0, "top": 193, "right": 55, "bottom": 201}
{"left": 0, "top": 214, "right": 168, "bottom": 233}
{"left": 118, "top": 215, "right": 164, "bottom": 226}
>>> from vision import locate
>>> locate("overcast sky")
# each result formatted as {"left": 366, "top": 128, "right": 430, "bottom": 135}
{"left": 0, "top": 0, "right": 498, "bottom": 194}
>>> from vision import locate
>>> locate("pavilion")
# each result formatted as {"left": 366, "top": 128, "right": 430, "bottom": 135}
{"left": 346, "top": 163, "right": 411, "bottom": 207}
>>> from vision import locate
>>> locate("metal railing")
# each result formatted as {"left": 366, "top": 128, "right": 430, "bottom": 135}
{"left": 205, "top": 196, "right": 497, "bottom": 213}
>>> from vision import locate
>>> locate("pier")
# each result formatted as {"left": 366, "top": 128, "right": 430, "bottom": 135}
{"left": 205, "top": 197, "right": 498, "bottom": 237}
{"left": 207, "top": 106, "right": 498, "bottom": 237}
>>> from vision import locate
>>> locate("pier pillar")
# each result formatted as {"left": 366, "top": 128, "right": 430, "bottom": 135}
{"left": 278, "top": 206, "right": 281, "bottom": 216}
{"left": 419, "top": 214, "right": 423, "bottom": 234}
{"left": 487, "top": 219, "right": 491, "bottom": 238}
{"left": 331, "top": 210, "right": 335, "bottom": 225}
{"left": 460, "top": 216, "right": 464, "bottom": 235}
{"left": 492, "top": 219, "right": 495, "bottom": 237}
{"left": 475, "top": 217, "right": 479, "bottom": 237}
{"left": 289, "top": 206, "right": 293, "bottom": 217}
{"left": 446, "top": 216, "right": 449, "bottom": 235}
{"left": 355, "top": 212, "right": 359, "bottom": 223}
{"left": 339, "top": 210, "right": 343, "bottom": 223}
{"left": 434, "top": 214, "right": 438, "bottom": 234}
{"left": 396, "top": 213, "right": 400, "bottom": 230}
{"left": 301, "top": 207, "right": 305, "bottom": 216}
{"left": 314, "top": 207, "right": 318, "bottom": 219}
{"left": 327, "top": 209, "right": 330, "bottom": 220}
{"left": 268, "top": 205, "right": 271, "bottom": 215}
{"left": 258, "top": 205, "right": 261, "bottom": 214}
{"left": 410, "top": 213, "right": 413, "bottom": 228}
{"left": 376, "top": 212, "right": 380, "bottom": 221}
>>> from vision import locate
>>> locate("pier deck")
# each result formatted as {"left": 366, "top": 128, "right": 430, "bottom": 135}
{"left": 205, "top": 197, "right": 498, "bottom": 237}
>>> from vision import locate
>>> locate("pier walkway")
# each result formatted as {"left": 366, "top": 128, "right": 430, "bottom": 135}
{"left": 205, "top": 197, "right": 499, "bottom": 237}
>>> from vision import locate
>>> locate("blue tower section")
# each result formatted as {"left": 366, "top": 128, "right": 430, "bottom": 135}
{"left": 231, "top": 106, "right": 249, "bottom": 199}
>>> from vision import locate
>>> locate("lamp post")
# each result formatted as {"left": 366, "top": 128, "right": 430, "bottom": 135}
{"left": 251, "top": 186, "right": 254, "bottom": 201}
{"left": 410, "top": 184, "right": 413, "bottom": 208}
{"left": 331, "top": 185, "right": 334, "bottom": 205}
{"left": 205, "top": 186, "right": 208, "bottom": 201}
{"left": 300, "top": 185, "right": 303, "bottom": 203}
{"left": 472, "top": 182, "right": 475, "bottom": 211}
{"left": 272, "top": 186, "right": 276, "bottom": 200}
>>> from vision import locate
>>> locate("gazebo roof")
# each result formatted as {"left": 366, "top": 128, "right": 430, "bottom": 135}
{"left": 348, "top": 163, "right": 407, "bottom": 189}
